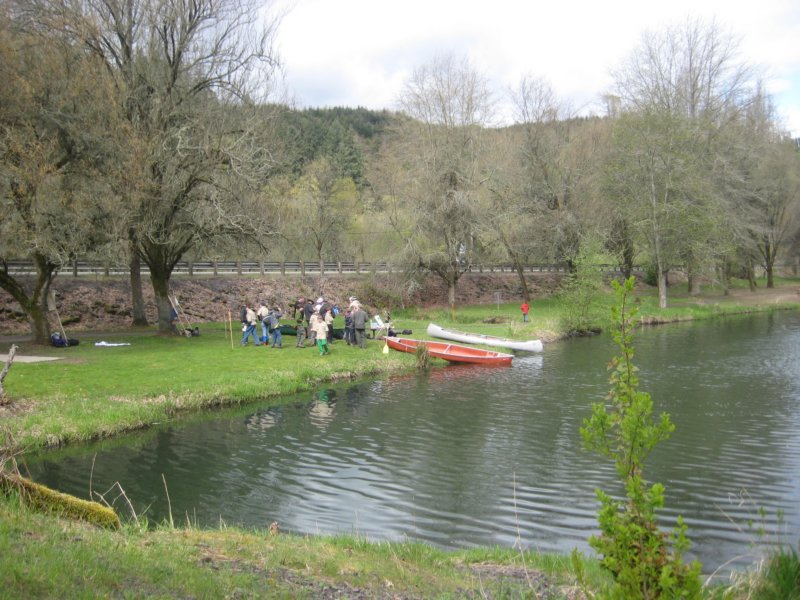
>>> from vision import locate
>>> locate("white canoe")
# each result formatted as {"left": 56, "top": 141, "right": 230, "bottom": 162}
{"left": 426, "top": 323, "right": 543, "bottom": 353}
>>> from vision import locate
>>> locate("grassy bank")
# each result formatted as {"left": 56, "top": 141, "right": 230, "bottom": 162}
{"left": 1, "top": 490, "right": 611, "bottom": 598}
{"left": 1, "top": 278, "right": 799, "bottom": 598}
{"left": 2, "top": 278, "right": 799, "bottom": 453}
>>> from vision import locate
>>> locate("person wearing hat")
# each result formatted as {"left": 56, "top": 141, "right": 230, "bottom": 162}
{"left": 268, "top": 305, "right": 283, "bottom": 348}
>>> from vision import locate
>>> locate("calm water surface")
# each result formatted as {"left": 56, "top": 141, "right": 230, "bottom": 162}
{"left": 24, "top": 311, "right": 800, "bottom": 575}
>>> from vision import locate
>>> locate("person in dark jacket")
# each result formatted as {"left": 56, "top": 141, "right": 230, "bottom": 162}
{"left": 294, "top": 299, "right": 307, "bottom": 347}
{"left": 344, "top": 309, "right": 354, "bottom": 345}
{"left": 351, "top": 304, "right": 369, "bottom": 349}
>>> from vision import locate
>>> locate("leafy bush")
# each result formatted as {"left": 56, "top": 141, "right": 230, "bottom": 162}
{"left": 559, "top": 240, "right": 605, "bottom": 334}
{"left": 579, "top": 276, "right": 702, "bottom": 599}
{"left": 644, "top": 264, "right": 659, "bottom": 287}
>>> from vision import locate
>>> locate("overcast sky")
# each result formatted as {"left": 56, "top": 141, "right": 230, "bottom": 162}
{"left": 269, "top": 0, "right": 800, "bottom": 136}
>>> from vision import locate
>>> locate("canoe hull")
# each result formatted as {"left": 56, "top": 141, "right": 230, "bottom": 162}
{"left": 426, "top": 323, "right": 543, "bottom": 353}
{"left": 386, "top": 337, "right": 513, "bottom": 366}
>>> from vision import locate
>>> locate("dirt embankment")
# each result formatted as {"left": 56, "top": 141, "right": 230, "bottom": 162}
{"left": 0, "top": 272, "right": 564, "bottom": 335}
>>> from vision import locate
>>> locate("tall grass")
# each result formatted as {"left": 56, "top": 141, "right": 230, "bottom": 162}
{"left": 0, "top": 491, "right": 596, "bottom": 598}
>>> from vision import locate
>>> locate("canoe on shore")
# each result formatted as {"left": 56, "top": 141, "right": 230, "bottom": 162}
{"left": 426, "top": 323, "right": 543, "bottom": 353}
{"left": 385, "top": 337, "right": 514, "bottom": 366}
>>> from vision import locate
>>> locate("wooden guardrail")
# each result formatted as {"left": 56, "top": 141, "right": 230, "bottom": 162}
{"left": 3, "top": 259, "right": 631, "bottom": 277}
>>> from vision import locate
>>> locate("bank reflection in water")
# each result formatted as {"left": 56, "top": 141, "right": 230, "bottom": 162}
{"left": 22, "top": 311, "right": 800, "bottom": 578}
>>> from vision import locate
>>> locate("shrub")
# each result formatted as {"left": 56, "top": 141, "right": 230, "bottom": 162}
{"left": 579, "top": 276, "right": 702, "bottom": 599}
{"left": 559, "top": 239, "right": 605, "bottom": 334}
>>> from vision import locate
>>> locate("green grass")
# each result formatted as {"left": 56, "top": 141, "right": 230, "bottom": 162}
{"left": 0, "top": 492, "right": 606, "bottom": 598}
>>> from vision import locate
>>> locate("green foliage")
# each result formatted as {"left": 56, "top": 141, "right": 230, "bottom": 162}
{"left": 273, "top": 106, "right": 395, "bottom": 184}
{"left": 753, "top": 545, "right": 800, "bottom": 600}
{"left": 580, "top": 276, "right": 702, "bottom": 598}
{"left": 415, "top": 343, "right": 431, "bottom": 370}
{"left": 644, "top": 264, "right": 659, "bottom": 287}
{"left": 559, "top": 239, "right": 606, "bottom": 334}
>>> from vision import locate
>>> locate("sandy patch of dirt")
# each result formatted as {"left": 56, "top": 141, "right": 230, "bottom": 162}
{"left": 2, "top": 354, "right": 62, "bottom": 363}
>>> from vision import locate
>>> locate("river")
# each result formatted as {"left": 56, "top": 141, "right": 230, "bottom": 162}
{"left": 23, "top": 310, "right": 800, "bottom": 577}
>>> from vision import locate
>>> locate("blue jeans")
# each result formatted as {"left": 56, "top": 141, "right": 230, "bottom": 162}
{"left": 270, "top": 328, "right": 282, "bottom": 347}
{"left": 241, "top": 324, "right": 259, "bottom": 345}
{"left": 260, "top": 321, "right": 269, "bottom": 344}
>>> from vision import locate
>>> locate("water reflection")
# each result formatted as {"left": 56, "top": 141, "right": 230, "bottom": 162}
{"left": 23, "top": 311, "right": 800, "bottom": 577}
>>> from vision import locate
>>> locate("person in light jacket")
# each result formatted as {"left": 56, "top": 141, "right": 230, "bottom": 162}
{"left": 312, "top": 311, "right": 330, "bottom": 356}
{"left": 324, "top": 305, "right": 335, "bottom": 345}
{"left": 241, "top": 302, "right": 260, "bottom": 346}
{"left": 256, "top": 301, "right": 269, "bottom": 344}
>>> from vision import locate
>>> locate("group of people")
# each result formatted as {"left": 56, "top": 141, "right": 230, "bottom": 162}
{"left": 240, "top": 295, "right": 371, "bottom": 356}
{"left": 240, "top": 301, "right": 283, "bottom": 347}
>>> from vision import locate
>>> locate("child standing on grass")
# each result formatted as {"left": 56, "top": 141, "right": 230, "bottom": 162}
{"left": 521, "top": 301, "right": 530, "bottom": 323}
{"left": 312, "top": 311, "right": 330, "bottom": 356}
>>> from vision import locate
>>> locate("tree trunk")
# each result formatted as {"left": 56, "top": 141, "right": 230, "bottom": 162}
{"left": 0, "top": 253, "right": 57, "bottom": 344}
{"left": 685, "top": 253, "right": 702, "bottom": 295}
{"left": 28, "top": 300, "right": 50, "bottom": 344}
{"left": 764, "top": 240, "right": 775, "bottom": 289}
{"left": 621, "top": 238, "right": 634, "bottom": 280}
{"left": 447, "top": 280, "right": 456, "bottom": 308}
{"left": 656, "top": 260, "right": 668, "bottom": 309}
{"left": 128, "top": 230, "right": 148, "bottom": 326}
{"left": 746, "top": 258, "right": 757, "bottom": 292}
{"left": 687, "top": 272, "right": 702, "bottom": 296}
{"left": 511, "top": 256, "right": 530, "bottom": 302}
{"left": 720, "top": 262, "right": 732, "bottom": 295}
{"left": 149, "top": 267, "right": 174, "bottom": 334}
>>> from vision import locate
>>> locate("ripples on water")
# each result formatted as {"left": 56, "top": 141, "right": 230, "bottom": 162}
{"left": 24, "top": 312, "right": 800, "bottom": 576}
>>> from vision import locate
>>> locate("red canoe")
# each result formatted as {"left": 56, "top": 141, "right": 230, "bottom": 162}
{"left": 385, "top": 337, "right": 514, "bottom": 366}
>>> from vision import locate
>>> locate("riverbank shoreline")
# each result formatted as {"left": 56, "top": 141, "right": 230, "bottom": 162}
{"left": 2, "top": 279, "right": 800, "bottom": 453}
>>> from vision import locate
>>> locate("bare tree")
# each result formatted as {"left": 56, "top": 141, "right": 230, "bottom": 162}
{"left": 27, "top": 0, "right": 284, "bottom": 332}
{"left": 509, "top": 77, "right": 608, "bottom": 270}
{"left": 287, "top": 157, "right": 358, "bottom": 275}
{"left": 0, "top": 5, "right": 118, "bottom": 342}
{"left": 395, "top": 53, "right": 494, "bottom": 307}
{"left": 608, "top": 18, "right": 755, "bottom": 307}
{"left": 718, "top": 88, "right": 800, "bottom": 288}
